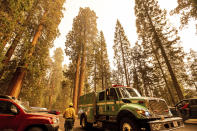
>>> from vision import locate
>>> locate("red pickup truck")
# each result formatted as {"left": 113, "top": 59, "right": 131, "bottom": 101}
{"left": 0, "top": 95, "right": 59, "bottom": 131}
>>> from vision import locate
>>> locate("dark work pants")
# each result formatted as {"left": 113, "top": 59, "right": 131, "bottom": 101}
{"left": 64, "top": 118, "right": 74, "bottom": 131}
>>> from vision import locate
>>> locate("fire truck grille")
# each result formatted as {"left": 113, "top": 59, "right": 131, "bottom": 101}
{"left": 148, "top": 100, "right": 169, "bottom": 116}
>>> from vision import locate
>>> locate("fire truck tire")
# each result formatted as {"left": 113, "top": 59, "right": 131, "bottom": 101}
{"left": 120, "top": 117, "right": 140, "bottom": 131}
{"left": 81, "top": 116, "right": 93, "bottom": 129}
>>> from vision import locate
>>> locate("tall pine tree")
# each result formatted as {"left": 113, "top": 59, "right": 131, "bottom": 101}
{"left": 113, "top": 20, "right": 131, "bottom": 86}
{"left": 135, "top": 0, "right": 185, "bottom": 100}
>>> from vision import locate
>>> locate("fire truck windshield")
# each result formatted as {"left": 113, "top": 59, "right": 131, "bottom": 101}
{"left": 119, "top": 87, "right": 141, "bottom": 98}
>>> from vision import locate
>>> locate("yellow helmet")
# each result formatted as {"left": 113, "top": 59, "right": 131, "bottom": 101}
{"left": 69, "top": 103, "right": 73, "bottom": 107}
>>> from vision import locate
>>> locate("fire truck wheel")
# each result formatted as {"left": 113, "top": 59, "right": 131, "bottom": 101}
{"left": 81, "top": 116, "right": 87, "bottom": 128}
{"left": 81, "top": 116, "right": 93, "bottom": 129}
{"left": 120, "top": 118, "right": 140, "bottom": 131}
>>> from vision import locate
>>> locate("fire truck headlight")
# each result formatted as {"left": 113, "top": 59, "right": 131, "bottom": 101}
{"left": 137, "top": 109, "right": 150, "bottom": 117}
{"left": 145, "top": 111, "right": 150, "bottom": 117}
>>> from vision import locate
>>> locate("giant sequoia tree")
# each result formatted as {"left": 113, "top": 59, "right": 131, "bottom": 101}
{"left": 65, "top": 30, "right": 81, "bottom": 112}
{"left": 65, "top": 7, "right": 98, "bottom": 111}
{"left": 3, "top": 0, "right": 66, "bottom": 98}
{"left": 135, "top": 0, "right": 185, "bottom": 100}
{"left": 0, "top": 0, "right": 35, "bottom": 77}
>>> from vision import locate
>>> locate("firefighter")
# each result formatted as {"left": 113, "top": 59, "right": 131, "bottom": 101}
{"left": 63, "top": 103, "right": 75, "bottom": 131}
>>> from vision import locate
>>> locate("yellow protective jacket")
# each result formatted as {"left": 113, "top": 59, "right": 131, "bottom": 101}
{"left": 63, "top": 107, "right": 75, "bottom": 119}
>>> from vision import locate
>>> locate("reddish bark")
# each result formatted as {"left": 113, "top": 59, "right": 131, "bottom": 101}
{"left": 6, "top": 24, "right": 43, "bottom": 98}
{"left": 73, "top": 53, "right": 81, "bottom": 113}
{"left": 77, "top": 42, "right": 87, "bottom": 106}
{"left": 0, "top": 34, "right": 22, "bottom": 79}
{"left": 5, "top": 66, "right": 26, "bottom": 97}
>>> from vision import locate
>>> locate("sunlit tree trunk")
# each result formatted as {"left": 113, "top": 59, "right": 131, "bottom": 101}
{"left": 5, "top": 66, "right": 26, "bottom": 97}
{"left": 49, "top": 95, "right": 52, "bottom": 109}
{"left": 70, "top": 80, "right": 73, "bottom": 97}
{"left": 0, "top": 34, "right": 22, "bottom": 79}
{"left": 5, "top": 23, "right": 43, "bottom": 98}
{"left": 0, "top": 6, "right": 35, "bottom": 79}
{"left": 78, "top": 41, "right": 86, "bottom": 101}
{"left": 73, "top": 53, "right": 80, "bottom": 112}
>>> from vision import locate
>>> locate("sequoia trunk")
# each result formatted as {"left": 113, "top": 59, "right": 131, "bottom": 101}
{"left": 5, "top": 66, "right": 26, "bottom": 97}
{"left": 5, "top": 24, "right": 43, "bottom": 98}
{"left": 78, "top": 45, "right": 86, "bottom": 100}
{"left": 73, "top": 53, "right": 81, "bottom": 112}
{"left": 0, "top": 34, "right": 22, "bottom": 79}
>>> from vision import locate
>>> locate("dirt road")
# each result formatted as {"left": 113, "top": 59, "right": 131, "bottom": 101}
{"left": 59, "top": 115, "right": 197, "bottom": 131}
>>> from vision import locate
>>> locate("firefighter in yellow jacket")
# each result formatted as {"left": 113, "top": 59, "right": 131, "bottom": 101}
{"left": 63, "top": 103, "right": 75, "bottom": 131}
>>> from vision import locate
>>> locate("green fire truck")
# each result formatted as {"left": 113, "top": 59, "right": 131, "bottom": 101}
{"left": 78, "top": 85, "right": 184, "bottom": 131}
